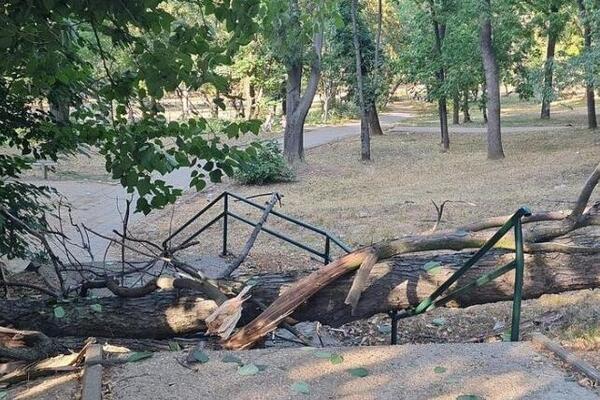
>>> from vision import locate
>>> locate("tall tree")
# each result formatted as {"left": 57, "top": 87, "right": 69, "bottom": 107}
{"left": 265, "top": 0, "right": 324, "bottom": 164}
{"left": 351, "top": 0, "right": 371, "bottom": 160}
{"left": 540, "top": 3, "right": 560, "bottom": 119}
{"left": 430, "top": 0, "right": 450, "bottom": 151}
{"left": 480, "top": 0, "right": 505, "bottom": 159}
{"left": 576, "top": 0, "right": 598, "bottom": 129}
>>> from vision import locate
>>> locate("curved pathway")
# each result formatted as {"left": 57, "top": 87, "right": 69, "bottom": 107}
{"left": 18, "top": 107, "right": 573, "bottom": 263}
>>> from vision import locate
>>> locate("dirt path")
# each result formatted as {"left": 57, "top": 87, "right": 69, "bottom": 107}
{"left": 107, "top": 342, "right": 596, "bottom": 400}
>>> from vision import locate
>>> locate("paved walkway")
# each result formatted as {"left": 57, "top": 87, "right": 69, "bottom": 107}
{"left": 107, "top": 342, "right": 596, "bottom": 400}
{"left": 26, "top": 111, "right": 411, "bottom": 262}
{"left": 21, "top": 110, "right": 570, "bottom": 263}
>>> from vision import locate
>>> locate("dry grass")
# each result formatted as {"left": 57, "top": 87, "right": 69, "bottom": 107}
{"left": 137, "top": 124, "right": 600, "bottom": 270}
{"left": 398, "top": 92, "right": 591, "bottom": 128}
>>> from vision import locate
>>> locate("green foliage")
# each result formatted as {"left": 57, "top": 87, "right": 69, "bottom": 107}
{"left": 234, "top": 141, "right": 295, "bottom": 185}
{"left": 0, "top": 0, "right": 261, "bottom": 259}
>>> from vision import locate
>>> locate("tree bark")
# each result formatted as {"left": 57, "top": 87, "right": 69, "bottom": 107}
{"left": 283, "top": 0, "right": 324, "bottom": 164}
{"left": 3, "top": 243, "right": 600, "bottom": 340}
{"left": 453, "top": 94, "right": 460, "bottom": 125}
{"left": 351, "top": 0, "right": 371, "bottom": 161}
{"left": 463, "top": 89, "right": 472, "bottom": 123}
{"left": 541, "top": 5, "right": 559, "bottom": 119}
{"left": 367, "top": 103, "right": 384, "bottom": 136}
{"left": 430, "top": 5, "right": 450, "bottom": 152}
{"left": 479, "top": 0, "right": 505, "bottom": 160}
{"left": 577, "top": 0, "right": 598, "bottom": 129}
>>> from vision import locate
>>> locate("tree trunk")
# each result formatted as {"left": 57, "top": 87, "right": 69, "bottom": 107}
{"left": 479, "top": 0, "right": 505, "bottom": 160}
{"left": 438, "top": 98, "right": 450, "bottom": 151}
{"left": 463, "top": 90, "right": 472, "bottom": 123}
{"left": 49, "top": 101, "right": 69, "bottom": 124}
{"left": 351, "top": 0, "right": 371, "bottom": 161}
{"left": 283, "top": 1, "right": 324, "bottom": 164}
{"left": 453, "top": 94, "right": 460, "bottom": 125}
{"left": 3, "top": 244, "right": 600, "bottom": 339}
{"left": 284, "top": 63, "right": 304, "bottom": 163}
{"left": 577, "top": 0, "right": 598, "bottom": 129}
{"left": 367, "top": 103, "right": 384, "bottom": 136}
{"left": 541, "top": 5, "right": 559, "bottom": 120}
{"left": 431, "top": 9, "right": 449, "bottom": 152}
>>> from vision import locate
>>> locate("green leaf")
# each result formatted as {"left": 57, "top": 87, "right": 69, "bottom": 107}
{"left": 238, "top": 363, "right": 259, "bottom": 376}
{"left": 424, "top": 261, "right": 441, "bottom": 270}
{"left": 192, "top": 349, "right": 209, "bottom": 363}
{"left": 0, "top": 389, "right": 7, "bottom": 400}
{"left": 314, "top": 351, "right": 332, "bottom": 359}
{"left": 90, "top": 303, "right": 102, "bottom": 312}
{"left": 456, "top": 395, "right": 484, "bottom": 400}
{"left": 221, "top": 354, "right": 242, "bottom": 364}
{"left": 424, "top": 261, "right": 442, "bottom": 275}
{"left": 168, "top": 341, "right": 182, "bottom": 352}
{"left": 501, "top": 331, "right": 512, "bottom": 342}
{"left": 291, "top": 381, "right": 310, "bottom": 394}
{"left": 348, "top": 367, "right": 369, "bottom": 377}
{"left": 53, "top": 306, "right": 65, "bottom": 319}
{"left": 431, "top": 318, "right": 446, "bottom": 327}
{"left": 127, "top": 351, "right": 153, "bottom": 363}
{"left": 433, "top": 366, "right": 447, "bottom": 373}
{"left": 329, "top": 354, "right": 344, "bottom": 365}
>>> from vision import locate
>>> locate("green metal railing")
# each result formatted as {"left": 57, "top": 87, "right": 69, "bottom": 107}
{"left": 162, "top": 191, "right": 352, "bottom": 264}
{"left": 389, "top": 207, "right": 531, "bottom": 344}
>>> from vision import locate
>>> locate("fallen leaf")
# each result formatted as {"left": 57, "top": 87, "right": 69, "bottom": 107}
{"left": 329, "top": 354, "right": 344, "bottom": 365}
{"left": 348, "top": 367, "right": 369, "bottom": 377}
{"left": 314, "top": 351, "right": 332, "bottom": 359}
{"left": 191, "top": 350, "right": 209, "bottom": 364}
{"left": 127, "top": 351, "right": 153, "bottom": 363}
{"left": 431, "top": 318, "right": 446, "bottom": 327}
{"left": 53, "top": 306, "right": 65, "bottom": 319}
{"left": 90, "top": 303, "right": 102, "bottom": 313}
{"left": 456, "top": 395, "right": 483, "bottom": 400}
{"left": 291, "top": 381, "right": 310, "bottom": 394}
{"left": 168, "top": 341, "right": 181, "bottom": 352}
{"left": 238, "top": 363, "right": 259, "bottom": 376}
{"left": 434, "top": 366, "right": 447, "bottom": 374}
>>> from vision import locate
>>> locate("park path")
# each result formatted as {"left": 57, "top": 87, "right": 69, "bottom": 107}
{"left": 107, "top": 342, "right": 595, "bottom": 400}
{"left": 23, "top": 108, "right": 569, "bottom": 262}
{"left": 25, "top": 109, "right": 411, "bottom": 261}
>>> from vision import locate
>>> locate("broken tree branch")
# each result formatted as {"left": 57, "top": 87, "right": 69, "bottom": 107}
{"left": 223, "top": 193, "right": 280, "bottom": 277}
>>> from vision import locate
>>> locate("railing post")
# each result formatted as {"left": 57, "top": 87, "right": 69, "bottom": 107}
{"left": 510, "top": 216, "right": 525, "bottom": 341}
{"left": 222, "top": 193, "right": 228, "bottom": 256}
{"left": 324, "top": 237, "right": 331, "bottom": 264}
{"left": 389, "top": 310, "right": 398, "bottom": 345}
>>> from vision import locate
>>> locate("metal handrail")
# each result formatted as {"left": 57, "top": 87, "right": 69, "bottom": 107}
{"left": 162, "top": 191, "right": 352, "bottom": 263}
{"left": 389, "top": 207, "right": 531, "bottom": 344}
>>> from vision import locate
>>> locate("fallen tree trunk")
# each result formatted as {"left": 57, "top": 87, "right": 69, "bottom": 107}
{"left": 2, "top": 239, "right": 600, "bottom": 339}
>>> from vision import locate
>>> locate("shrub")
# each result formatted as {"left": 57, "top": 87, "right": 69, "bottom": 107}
{"left": 235, "top": 141, "right": 295, "bottom": 185}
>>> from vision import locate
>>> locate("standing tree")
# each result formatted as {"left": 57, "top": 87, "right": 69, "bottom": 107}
{"left": 538, "top": 0, "right": 570, "bottom": 119}
{"left": 479, "top": 0, "right": 505, "bottom": 159}
{"left": 351, "top": 0, "right": 371, "bottom": 161}
{"left": 263, "top": 0, "right": 324, "bottom": 163}
{"left": 429, "top": 0, "right": 450, "bottom": 151}
{"left": 576, "top": 0, "right": 598, "bottom": 129}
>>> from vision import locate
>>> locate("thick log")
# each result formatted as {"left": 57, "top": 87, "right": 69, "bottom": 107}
{"left": 0, "top": 291, "right": 220, "bottom": 339}
{"left": 2, "top": 245, "right": 600, "bottom": 340}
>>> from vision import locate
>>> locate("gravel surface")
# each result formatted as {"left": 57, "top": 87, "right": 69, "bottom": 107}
{"left": 107, "top": 342, "right": 596, "bottom": 400}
